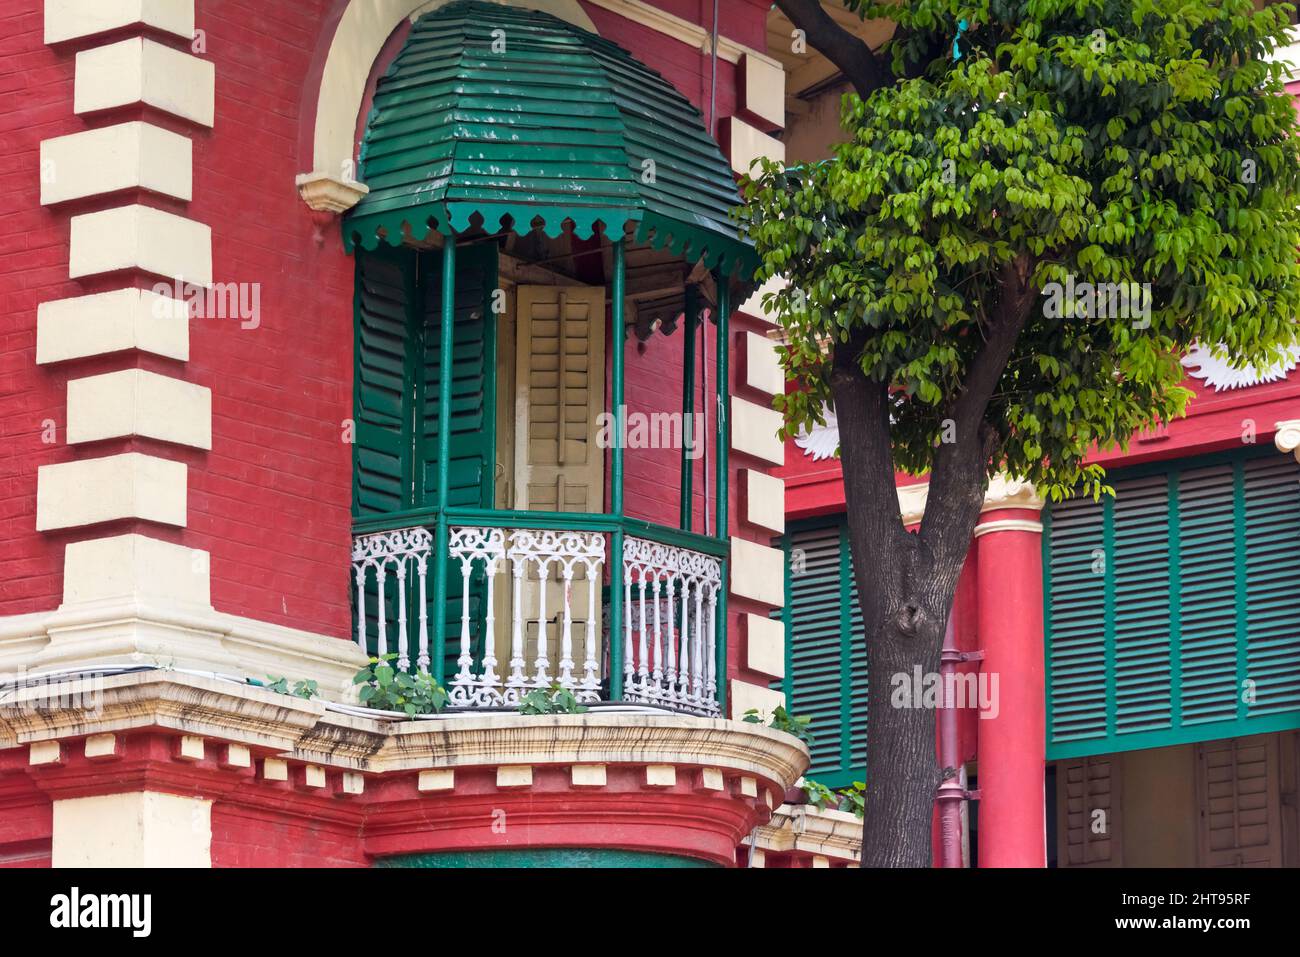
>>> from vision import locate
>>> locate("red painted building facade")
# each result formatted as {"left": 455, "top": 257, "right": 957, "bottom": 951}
{"left": 0, "top": 0, "right": 845, "bottom": 868}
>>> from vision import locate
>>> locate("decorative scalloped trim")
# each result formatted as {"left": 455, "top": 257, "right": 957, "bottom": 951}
{"left": 344, "top": 206, "right": 760, "bottom": 286}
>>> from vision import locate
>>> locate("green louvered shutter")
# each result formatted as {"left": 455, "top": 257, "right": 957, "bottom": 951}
{"left": 353, "top": 244, "right": 498, "bottom": 670}
{"left": 353, "top": 247, "right": 418, "bottom": 517}
{"left": 776, "top": 517, "right": 866, "bottom": 787}
{"left": 1045, "top": 448, "right": 1300, "bottom": 759}
{"left": 421, "top": 244, "right": 498, "bottom": 677}
{"left": 420, "top": 243, "right": 497, "bottom": 509}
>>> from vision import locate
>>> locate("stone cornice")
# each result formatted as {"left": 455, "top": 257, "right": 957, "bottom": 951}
{"left": 0, "top": 598, "right": 367, "bottom": 700}
{"left": 981, "top": 473, "right": 1045, "bottom": 513}
{"left": 750, "top": 803, "right": 862, "bottom": 863}
{"left": 295, "top": 172, "right": 369, "bottom": 214}
{"left": 1276, "top": 419, "right": 1300, "bottom": 463}
{"left": 893, "top": 472, "right": 1044, "bottom": 528}
{"left": 897, "top": 482, "right": 928, "bottom": 526}
{"left": 0, "top": 672, "right": 810, "bottom": 791}
{"left": 0, "top": 671, "right": 324, "bottom": 753}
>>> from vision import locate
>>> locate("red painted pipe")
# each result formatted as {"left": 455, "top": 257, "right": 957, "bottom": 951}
{"left": 935, "top": 610, "right": 965, "bottom": 868}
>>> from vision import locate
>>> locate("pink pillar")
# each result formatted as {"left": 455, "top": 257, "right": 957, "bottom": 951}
{"left": 975, "top": 503, "right": 1047, "bottom": 868}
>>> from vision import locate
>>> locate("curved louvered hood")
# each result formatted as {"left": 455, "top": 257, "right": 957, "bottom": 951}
{"left": 344, "top": 1, "right": 756, "bottom": 279}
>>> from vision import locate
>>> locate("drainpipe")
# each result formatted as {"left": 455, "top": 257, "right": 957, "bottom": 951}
{"left": 935, "top": 608, "right": 982, "bottom": 867}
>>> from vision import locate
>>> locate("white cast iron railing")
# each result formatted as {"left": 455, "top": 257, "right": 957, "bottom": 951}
{"left": 621, "top": 537, "right": 722, "bottom": 715}
{"left": 350, "top": 523, "right": 722, "bottom": 716}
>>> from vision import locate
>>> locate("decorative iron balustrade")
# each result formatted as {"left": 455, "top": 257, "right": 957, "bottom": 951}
{"left": 621, "top": 537, "right": 721, "bottom": 714}
{"left": 350, "top": 516, "right": 725, "bottom": 716}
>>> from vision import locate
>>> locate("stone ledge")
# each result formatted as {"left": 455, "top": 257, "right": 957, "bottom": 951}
{"left": 0, "top": 671, "right": 810, "bottom": 795}
{"left": 749, "top": 803, "right": 863, "bottom": 865}
{"left": 0, "top": 600, "right": 367, "bottom": 701}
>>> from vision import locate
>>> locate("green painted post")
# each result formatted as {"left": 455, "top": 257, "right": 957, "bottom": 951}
{"left": 713, "top": 273, "right": 730, "bottom": 715}
{"left": 608, "top": 238, "right": 626, "bottom": 700}
{"left": 680, "top": 286, "right": 698, "bottom": 531}
{"left": 432, "top": 237, "right": 457, "bottom": 684}
{"left": 714, "top": 275, "right": 730, "bottom": 540}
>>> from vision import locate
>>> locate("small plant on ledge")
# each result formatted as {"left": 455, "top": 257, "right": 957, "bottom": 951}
{"left": 517, "top": 682, "right": 588, "bottom": 715}
{"left": 261, "top": 676, "right": 319, "bottom": 700}
{"left": 742, "top": 705, "right": 812, "bottom": 744}
{"left": 353, "top": 654, "right": 448, "bottom": 717}
{"left": 802, "top": 778, "right": 865, "bottom": 819}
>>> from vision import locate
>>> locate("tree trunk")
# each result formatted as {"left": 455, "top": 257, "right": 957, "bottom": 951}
{"left": 859, "top": 605, "right": 946, "bottom": 866}
{"left": 830, "top": 343, "right": 990, "bottom": 868}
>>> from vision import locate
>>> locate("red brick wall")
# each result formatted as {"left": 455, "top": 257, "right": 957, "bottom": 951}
{"left": 0, "top": 0, "right": 354, "bottom": 636}
{"left": 1, "top": 0, "right": 778, "bottom": 661}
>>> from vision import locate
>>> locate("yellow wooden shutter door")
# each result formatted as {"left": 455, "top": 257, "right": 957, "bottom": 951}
{"left": 514, "top": 285, "right": 605, "bottom": 514}
{"left": 1058, "top": 755, "right": 1124, "bottom": 867}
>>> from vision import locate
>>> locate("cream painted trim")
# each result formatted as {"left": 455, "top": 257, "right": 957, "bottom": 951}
{"left": 1275, "top": 420, "right": 1300, "bottom": 463}
{"left": 973, "top": 518, "right": 1044, "bottom": 538}
{"left": 731, "top": 397, "right": 785, "bottom": 465}
{"left": 44, "top": 0, "right": 195, "bottom": 44}
{"left": 69, "top": 204, "right": 212, "bottom": 286}
{"left": 52, "top": 791, "right": 212, "bottom": 867}
{"left": 63, "top": 534, "right": 209, "bottom": 607}
{"left": 584, "top": 0, "right": 780, "bottom": 67}
{"left": 730, "top": 537, "right": 785, "bottom": 606}
{"left": 37, "top": 288, "right": 189, "bottom": 364}
{"left": 67, "top": 369, "right": 212, "bottom": 449}
{"left": 897, "top": 482, "right": 928, "bottom": 526}
{"left": 645, "top": 764, "right": 676, "bottom": 786}
{"left": 981, "top": 473, "right": 1045, "bottom": 513}
{"left": 0, "top": 581, "right": 367, "bottom": 702}
{"left": 571, "top": 763, "right": 607, "bottom": 786}
{"left": 41, "top": 122, "right": 192, "bottom": 205}
{"left": 0, "top": 671, "right": 810, "bottom": 791}
{"left": 892, "top": 474, "right": 1042, "bottom": 527}
{"left": 725, "top": 115, "right": 785, "bottom": 176}
{"left": 302, "top": 0, "right": 777, "bottom": 206}
{"left": 748, "top": 803, "right": 862, "bottom": 864}
{"left": 295, "top": 171, "right": 369, "bottom": 212}
{"left": 81, "top": 371, "right": 204, "bottom": 447}
{"left": 419, "top": 769, "right": 454, "bottom": 790}
{"left": 36, "top": 453, "right": 187, "bottom": 530}
{"left": 30, "top": 740, "right": 61, "bottom": 765}
{"left": 739, "top": 53, "right": 785, "bottom": 130}
{"left": 84, "top": 733, "right": 117, "bottom": 759}
{"left": 741, "top": 468, "right": 785, "bottom": 534}
{"left": 741, "top": 330, "right": 784, "bottom": 397}
{"left": 743, "top": 613, "right": 785, "bottom": 680}
{"left": 728, "top": 679, "right": 785, "bottom": 722}
{"left": 305, "top": 0, "right": 595, "bottom": 194}
{"left": 74, "top": 37, "right": 214, "bottom": 127}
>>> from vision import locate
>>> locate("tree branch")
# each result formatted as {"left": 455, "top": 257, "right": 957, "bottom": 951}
{"left": 774, "top": 0, "right": 892, "bottom": 99}
{"left": 920, "top": 254, "right": 1039, "bottom": 569}
{"left": 831, "top": 331, "right": 909, "bottom": 550}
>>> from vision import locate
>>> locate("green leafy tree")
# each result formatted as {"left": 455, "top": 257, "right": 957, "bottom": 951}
{"left": 744, "top": 0, "right": 1300, "bottom": 866}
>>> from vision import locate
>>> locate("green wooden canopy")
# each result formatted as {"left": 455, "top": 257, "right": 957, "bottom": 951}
{"left": 344, "top": 0, "right": 757, "bottom": 279}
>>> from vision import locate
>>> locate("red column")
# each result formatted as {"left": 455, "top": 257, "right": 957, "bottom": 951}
{"left": 974, "top": 505, "right": 1046, "bottom": 868}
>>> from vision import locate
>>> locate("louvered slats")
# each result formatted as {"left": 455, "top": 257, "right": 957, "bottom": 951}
{"left": 1058, "top": 755, "right": 1122, "bottom": 867}
{"left": 1046, "top": 449, "right": 1300, "bottom": 760}
{"left": 777, "top": 519, "right": 866, "bottom": 786}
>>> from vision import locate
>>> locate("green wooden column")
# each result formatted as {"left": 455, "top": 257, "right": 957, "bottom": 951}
{"left": 608, "top": 238, "right": 627, "bottom": 699}
{"left": 431, "top": 237, "right": 456, "bottom": 683}
{"left": 713, "top": 273, "right": 730, "bottom": 714}
{"left": 679, "top": 286, "right": 699, "bottom": 531}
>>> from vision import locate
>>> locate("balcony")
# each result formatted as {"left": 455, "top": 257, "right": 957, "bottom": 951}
{"left": 351, "top": 509, "right": 728, "bottom": 717}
